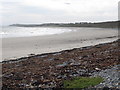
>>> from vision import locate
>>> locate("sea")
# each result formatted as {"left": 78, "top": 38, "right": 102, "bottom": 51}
{"left": 0, "top": 26, "right": 74, "bottom": 38}
{"left": 0, "top": 26, "right": 118, "bottom": 38}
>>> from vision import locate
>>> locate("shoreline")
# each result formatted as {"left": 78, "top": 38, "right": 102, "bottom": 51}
{"left": 2, "top": 27, "right": 118, "bottom": 61}
{"left": 2, "top": 38, "right": 118, "bottom": 62}
{"left": 2, "top": 39, "right": 119, "bottom": 89}
{"left": 2, "top": 38, "right": 118, "bottom": 63}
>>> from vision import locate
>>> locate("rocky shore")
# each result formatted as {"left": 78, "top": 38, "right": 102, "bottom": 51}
{"left": 93, "top": 64, "right": 120, "bottom": 89}
{"left": 2, "top": 39, "right": 120, "bottom": 89}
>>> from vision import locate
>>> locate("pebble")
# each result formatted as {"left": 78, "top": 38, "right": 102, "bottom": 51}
{"left": 92, "top": 64, "right": 120, "bottom": 89}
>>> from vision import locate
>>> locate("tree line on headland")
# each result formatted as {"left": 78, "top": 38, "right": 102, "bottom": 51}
{"left": 10, "top": 21, "right": 120, "bottom": 29}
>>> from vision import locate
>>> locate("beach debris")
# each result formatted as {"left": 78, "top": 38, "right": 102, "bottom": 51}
{"left": 52, "top": 52, "right": 61, "bottom": 56}
{"left": 56, "top": 62, "right": 68, "bottom": 67}
{"left": 28, "top": 53, "right": 35, "bottom": 56}
{"left": 95, "top": 68, "right": 101, "bottom": 71}
{"left": 2, "top": 39, "right": 120, "bottom": 89}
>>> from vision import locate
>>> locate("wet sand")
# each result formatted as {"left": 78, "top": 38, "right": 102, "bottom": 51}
{"left": 2, "top": 28, "right": 118, "bottom": 61}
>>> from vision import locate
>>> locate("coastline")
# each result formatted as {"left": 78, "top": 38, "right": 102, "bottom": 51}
{"left": 2, "top": 27, "right": 118, "bottom": 61}
{"left": 2, "top": 39, "right": 120, "bottom": 89}
{"left": 2, "top": 38, "right": 118, "bottom": 63}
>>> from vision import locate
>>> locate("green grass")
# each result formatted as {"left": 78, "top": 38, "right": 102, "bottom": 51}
{"left": 64, "top": 77, "right": 103, "bottom": 88}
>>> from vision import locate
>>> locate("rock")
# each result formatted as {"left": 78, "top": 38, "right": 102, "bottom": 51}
{"left": 19, "top": 83, "right": 29, "bottom": 87}
{"left": 82, "top": 55, "right": 89, "bottom": 58}
{"left": 52, "top": 53, "right": 61, "bottom": 56}
{"left": 93, "top": 65, "right": 120, "bottom": 88}
{"left": 48, "top": 58, "right": 54, "bottom": 61}
{"left": 57, "top": 75, "right": 62, "bottom": 79}
{"left": 43, "top": 79, "right": 51, "bottom": 84}
{"left": 28, "top": 54, "right": 35, "bottom": 56}
{"left": 3, "top": 74, "right": 13, "bottom": 79}
{"left": 54, "top": 58, "right": 60, "bottom": 60}
{"left": 102, "top": 86, "right": 109, "bottom": 90}
{"left": 32, "top": 80, "right": 42, "bottom": 86}
{"left": 95, "top": 68, "right": 101, "bottom": 71}
{"left": 40, "top": 55, "right": 47, "bottom": 58}
{"left": 56, "top": 62, "right": 68, "bottom": 67}
{"left": 14, "top": 76, "right": 23, "bottom": 80}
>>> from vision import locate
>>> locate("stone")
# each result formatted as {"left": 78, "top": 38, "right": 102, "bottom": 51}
{"left": 32, "top": 80, "right": 42, "bottom": 86}
{"left": 56, "top": 62, "right": 68, "bottom": 67}
{"left": 95, "top": 68, "right": 101, "bottom": 71}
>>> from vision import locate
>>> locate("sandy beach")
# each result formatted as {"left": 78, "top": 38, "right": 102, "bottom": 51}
{"left": 2, "top": 39, "right": 119, "bottom": 89}
{"left": 2, "top": 28, "right": 118, "bottom": 61}
{"left": 2, "top": 27, "right": 119, "bottom": 89}
{"left": 1, "top": 0, "right": 119, "bottom": 89}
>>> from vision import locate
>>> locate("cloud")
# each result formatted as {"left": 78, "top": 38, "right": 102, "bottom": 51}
{"left": 22, "top": 0, "right": 118, "bottom": 12}
{"left": 1, "top": 0, "right": 119, "bottom": 25}
{"left": 64, "top": 3, "right": 71, "bottom": 5}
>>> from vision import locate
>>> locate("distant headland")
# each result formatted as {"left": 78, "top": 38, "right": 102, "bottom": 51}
{"left": 10, "top": 21, "right": 120, "bottom": 28}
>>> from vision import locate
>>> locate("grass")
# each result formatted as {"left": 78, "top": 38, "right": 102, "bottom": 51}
{"left": 64, "top": 77, "right": 104, "bottom": 88}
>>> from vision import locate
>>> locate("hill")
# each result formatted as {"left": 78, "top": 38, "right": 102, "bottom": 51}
{"left": 10, "top": 21, "right": 120, "bottom": 28}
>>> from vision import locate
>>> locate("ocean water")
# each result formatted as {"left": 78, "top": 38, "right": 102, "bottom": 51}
{"left": 0, "top": 26, "right": 118, "bottom": 39}
{"left": 0, "top": 26, "right": 73, "bottom": 38}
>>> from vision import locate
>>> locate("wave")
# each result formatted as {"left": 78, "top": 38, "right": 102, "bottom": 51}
{"left": 0, "top": 32, "right": 8, "bottom": 35}
{"left": 0, "top": 27, "right": 73, "bottom": 38}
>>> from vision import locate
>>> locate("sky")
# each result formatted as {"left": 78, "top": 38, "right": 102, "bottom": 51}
{"left": 0, "top": 0, "right": 119, "bottom": 25}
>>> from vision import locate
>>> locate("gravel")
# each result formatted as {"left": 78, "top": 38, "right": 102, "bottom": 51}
{"left": 92, "top": 64, "right": 120, "bottom": 89}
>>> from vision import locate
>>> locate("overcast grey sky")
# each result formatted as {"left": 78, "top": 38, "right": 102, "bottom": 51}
{"left": 0, "top": 0, "right": 119, "bottom": 25}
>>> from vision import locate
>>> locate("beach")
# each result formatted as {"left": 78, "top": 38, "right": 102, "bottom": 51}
{"left": 1, "top": 0, "right": 119, "bottom": 89}
{"left": 1, "top": 27, "right": 119, "bottom": 89}
{"left": 2, "top": 39, "right": 120, "bottom": 89}
{"left": 2, "top": 27, "right": 118, "bottom": 61}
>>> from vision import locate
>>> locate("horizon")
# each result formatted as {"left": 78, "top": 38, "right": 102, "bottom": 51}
{"left": 1, "top": 0, "right": 119, "bottom": 25}
{"left": 8, "top": 20, "right": 119, "bottom": 26}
